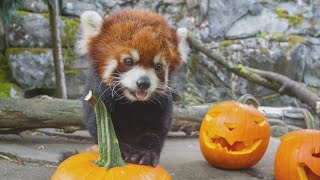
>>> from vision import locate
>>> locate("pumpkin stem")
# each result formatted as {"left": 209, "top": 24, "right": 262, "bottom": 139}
{"left": 238, "top": 94, "right": 260, "bottom": 108}
{"left": 85, "top": 91, "right": 126, "bottom": 168}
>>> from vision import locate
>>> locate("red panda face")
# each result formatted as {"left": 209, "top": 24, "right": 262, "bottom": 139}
{"left": 78, "top": 9, "right": 189, "bottom": 101}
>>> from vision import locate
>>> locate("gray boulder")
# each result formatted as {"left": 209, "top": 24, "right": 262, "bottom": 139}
{"left": 7, "top": 12, "right": 80, "bottom": 48}
{"left": 61, "top": 0, "right": 101, "bottom": 17}
{"left": 21, "top": 0, "right": 48, "bottom": 13}
{"left": 311, "top": 0, "right": 320, "bottom": 36}
{"left": 208, "top": 0, "right": 252, "bottom": 40}
{"left": 8, "top": 12, "right": 53, "bottom": 47}
{"left": 226, "top": 9, "right": 289, "bottom": 39}
{"left": 271, "top": 126, "right": 289, "bottom": 137}
{"left": 66, "top": 69, "right": 87, "bottom": 99}
{"left": 303, "top": 45, "right": 320, "bottom": 87}
{"left": 7, "top": 48, "right": 55, "bottom": 89}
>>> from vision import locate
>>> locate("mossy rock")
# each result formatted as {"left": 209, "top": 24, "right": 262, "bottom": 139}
{"left": 9, "top": 11, "right": 80, "bottom": 48}
{"left": 275, "top": 7, "right": 304, "bottom": 26}
{"left": 176, "top": 4, "right": 187, "bottom": 22}
{"left": 17, "top": 10, "right": 31, "bottom": 16}
{"left": 219, "top": 40, "right": 233, "bottom": 47}
{"left": 6, "top": 47, "right": 77, "bottom": 70}
{"left": 187, "top": 54, "right": 198, "bottom": 74}
{"left": 6, "top": 48, "right": 48, "bottom": 55}
{"left": 257, "top": 32, "right": 267, "bottom": 38}
{"left": 284, "top": 34, "right": 305, "bottom": 51}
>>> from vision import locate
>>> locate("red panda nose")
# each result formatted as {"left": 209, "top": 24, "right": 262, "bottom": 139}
{"left": 136, "top": 76, "right": 151, "bottom": 90}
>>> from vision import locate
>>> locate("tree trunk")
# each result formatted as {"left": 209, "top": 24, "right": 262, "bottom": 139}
{"left": 48, "top": 0, "right": 67, "bottom": 99}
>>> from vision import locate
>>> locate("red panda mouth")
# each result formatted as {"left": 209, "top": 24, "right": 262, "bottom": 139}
{"left": 129, "top": 89, "right": 147, "bottom": 100}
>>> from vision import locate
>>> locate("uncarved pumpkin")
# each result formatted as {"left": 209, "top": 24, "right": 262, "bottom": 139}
{"left": 274, "top": 129, "right": 320, "bottom": 180}
{"left": 199, "top": 96, "right": 270, "bottom": 169}
{"left": 52, "top": 153, "right": 170, "bottom": 179}
{"left": 51, "top": 91, "right": 171, "bottom": 180}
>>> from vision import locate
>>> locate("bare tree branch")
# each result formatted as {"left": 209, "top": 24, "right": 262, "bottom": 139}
{"left": 187, "top": 33, "right": 320, "bottom": 123}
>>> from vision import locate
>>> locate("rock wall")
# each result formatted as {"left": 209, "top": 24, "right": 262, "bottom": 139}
{"left": 0, "top": 0, "right": 319, "bottom": 107}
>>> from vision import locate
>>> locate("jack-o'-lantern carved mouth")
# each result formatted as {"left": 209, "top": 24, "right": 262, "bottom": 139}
{"left": 297, "top": 152, "right": 320, "bottom": 180}
{"left": 204, "top": 132, "right": 262, "bottom": 155}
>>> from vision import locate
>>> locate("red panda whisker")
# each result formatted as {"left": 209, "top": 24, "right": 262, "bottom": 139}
{"left": 98, "top": 81, "right": 103, "bottom": 90}
{"left": 97, "top": 86, "right": 112, "bottom": 102}
{"left": 111, "top": 82, "right": 121, "bottom": 97}
{"left": 114, "top": 86, "right": 126, "bottom": 95}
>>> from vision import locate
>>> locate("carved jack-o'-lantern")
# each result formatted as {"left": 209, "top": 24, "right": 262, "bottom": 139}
{"left": 275, "top": 129, "right": 320, "bottom": 180}
{"left": 199, "top": 98, "right": 270, "bottom": 169}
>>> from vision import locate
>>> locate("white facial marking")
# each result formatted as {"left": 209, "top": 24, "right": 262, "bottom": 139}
{"left": 164, "top": 66, "right": 169, "bottom": 87}
{"left": 131, "top": 49, "right": 140, "bottom": 62}
{"left": 77, "top": 11, "right": 103, "bottom": 55}
{"left": 120, "top": 66, "right": 159, "bottom": 101}
{"left": 120, "top": 53, "right": 131, "bottom": 60}
{"left": 154, "top": 53, "right": 168, "bottom": 87}
{"left": 153, "top": 53, "right": 162, "bottom": 64}
{"left": 103, "top": 60, "right": 117, "bottom": 83}
{"left": 177, "top": 28, "right": 190, "bottom": 63}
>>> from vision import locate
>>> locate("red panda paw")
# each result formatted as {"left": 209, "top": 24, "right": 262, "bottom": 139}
{"left": 120, "top": 143, "right": 160, "bottom": 167}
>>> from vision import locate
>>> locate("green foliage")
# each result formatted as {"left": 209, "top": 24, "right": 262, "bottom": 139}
{"left": 0, "top": 0, "right": 23, "bottom": 26}
{"left": 62, "top": 48, "right": 76, "bottom": 70}
{"left": 0, "top": 82, "right": 12, "bottom": 97}
{"left": 275, "top": 7, "right": 304, "bottom": 26}
{"left": 61, "top": 17, "right": 80, "bottom": 48}
{"left": 0, "top": 53, "right": 11, "bottom": 83}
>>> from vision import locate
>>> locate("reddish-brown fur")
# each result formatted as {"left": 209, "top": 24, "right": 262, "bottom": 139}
{"left": 88, "top": 9, "right": 182, "bottom": 79}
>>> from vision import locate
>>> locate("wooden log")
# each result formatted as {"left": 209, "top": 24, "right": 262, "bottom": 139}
{"left": 0, "top": 98, "right": 314, "bottom": 134}
{"left": 0, "top": 97, "right": 84, "bottom": 133}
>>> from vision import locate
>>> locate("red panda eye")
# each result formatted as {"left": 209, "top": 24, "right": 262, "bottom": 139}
{"left": 155, "top": 63, "right": 162, "bottom": 71}
{"left": 124, "top": 58, "right": 133, "bottom": 66}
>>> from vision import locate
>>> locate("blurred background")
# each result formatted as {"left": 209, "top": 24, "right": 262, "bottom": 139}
{"left": 0, "top": 0, "right": 319, "bottom": 107}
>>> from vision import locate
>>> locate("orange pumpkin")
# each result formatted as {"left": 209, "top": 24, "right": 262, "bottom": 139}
{"left": 274, "top": 129, "right": 320, "bottom": 180}
{"left": 51, "top": 91, "right": 171, "bottom": 180}
{"left": 199, "top": 95, "right": 270, "bottom": 169}
{"left": 52, "top": 153, "right": 170, "bottom": 179}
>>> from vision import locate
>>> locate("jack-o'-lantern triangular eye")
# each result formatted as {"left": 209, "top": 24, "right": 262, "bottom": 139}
{"left": 224, "top": 123, "right": 238, "bottom": 131}
{"left": 253, "top": 117, "right": 266, "bottom": 127}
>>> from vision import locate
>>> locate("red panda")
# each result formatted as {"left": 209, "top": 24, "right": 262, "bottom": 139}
{"left": 79, "top": 9, "right": 189, "bottom": 166}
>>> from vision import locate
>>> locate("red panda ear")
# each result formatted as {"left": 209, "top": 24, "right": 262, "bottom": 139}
{"left": 176, "top": 28, "right": 189, "bottom": 63}
{"left": 77, "top": 11, "right": 103, "bottom": 55}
